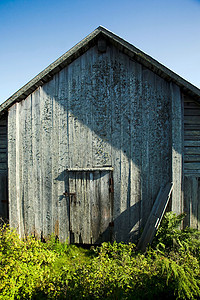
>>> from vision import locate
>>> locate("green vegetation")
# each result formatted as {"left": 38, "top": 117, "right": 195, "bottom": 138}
{"left": 1, "top": 212, "right": 200, "bottom": 299}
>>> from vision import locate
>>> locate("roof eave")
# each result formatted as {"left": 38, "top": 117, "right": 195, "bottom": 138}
{"left": 99, "top": 26, "right": 200, "bottom": 102}
{"left": 0, "top": 26, "right": 200, "bottom": 117}
{"left": 0, "top": 27, "right": 102, "bottom": 116}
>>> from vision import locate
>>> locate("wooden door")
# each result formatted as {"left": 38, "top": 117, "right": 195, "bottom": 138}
{"left": 66, "top": 169, "right": 113, "bottom": 244}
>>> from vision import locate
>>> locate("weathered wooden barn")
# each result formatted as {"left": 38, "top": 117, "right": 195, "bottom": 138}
{"left": 0, "top": 26, "right": 200, "bottom": 244}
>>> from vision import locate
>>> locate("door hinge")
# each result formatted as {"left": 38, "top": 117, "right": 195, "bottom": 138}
{"left": 63, "top": 191, "right": 76, "bottom": 200}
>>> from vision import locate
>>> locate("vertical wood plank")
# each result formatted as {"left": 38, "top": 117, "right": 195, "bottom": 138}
{"left": 91, "top": 49, "right": 112, "bottom": 167}
{"left": 109, "top": 46, "right": 122, "bottom": 241}
{"left": 69, "top": 171, "right": 76, "bottom": 243}
{"left": 8, "top": 106, "right": 17, "bottom": 229}
{"left": 141, "top": 69, "right": 151, "bottom": 227}
{"left": 58, "top": 68, "right": 69, "bottom": 242}
{"left": 23, "top": 95, "right": 34, "bottom": 236}
{"left": 99, "top": 171, "right": 111, "bottom": 241}
{"left": 51, "top": 74, "right": 60, "bottom": 239}
{"left": 0, "top": 174, "right": 8, "bottom": 219}
{"left": 20, "top": 98, "right": 28, "bottom": 235}
{"left": 198, "top": 178, "right": 200, "bottom": 229}
{"left": 190, "top": 177, "right": 198, "bottom": 228}
{"left": 120, "top": 54, "right": 132, "bottom": 242}
{"left": 129, "top": 62, "right": 142, "bottom": 241}
{"left": 171, "top": 83, "right": 183, "bottom": 215}
{"left": 0, "top": 116, "right": 8, "bottom": 220}
{"left": 183, "top": 176, "right": 191, "bottom": 227}
{"left": 40, "top": 83, "right": 53, "bottom": 238}
{"left": 16, "top": 101, "right": 23, "bottom": 236}
{"left": 184, "top": 176, "right": 200, "bottom": 229}
{"left": 9, "top": 102, "right": 24, "bottom": 236}
{"left": 32, "top": 87, "right": 42, "bottom": 238}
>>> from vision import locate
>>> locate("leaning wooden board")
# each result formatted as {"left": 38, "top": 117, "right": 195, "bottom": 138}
{"left": 137, "top": 182, "right": 173, "bottom": 252}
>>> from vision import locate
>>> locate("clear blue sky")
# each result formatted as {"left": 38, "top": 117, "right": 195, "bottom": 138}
{"left": 0, "top": 0, "right": 200, "bottom": 104}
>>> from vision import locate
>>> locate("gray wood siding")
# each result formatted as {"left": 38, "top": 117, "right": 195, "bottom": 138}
{"left": 184, "top": 97, "right": 200, "bottom": 175}
{"left": 184, "top": 96, "right": 200, "bottom": 228}
{"left": 68, "top": 170, "right": 113, "bottom": 244}
{"left": 171, "top": 83, "right": 183, "bottom": 215}
{"left": 0, "top": 118, "right": 7, "bottom": 171}
{"left": 8, "top": 44, "right": 171, "bottom": 242}
{"left": 0, "top": 116, "right": 8, "bottom": 220}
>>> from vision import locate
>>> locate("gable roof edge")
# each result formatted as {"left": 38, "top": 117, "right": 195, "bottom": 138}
{"left": 0, "top": 27, "right": 102, "bottom": 116}
{"left": 98, "top": 26, "right": 200, "bottom": 101}
{"left": 0, "top": 26, "right": 200, "bottom": 116}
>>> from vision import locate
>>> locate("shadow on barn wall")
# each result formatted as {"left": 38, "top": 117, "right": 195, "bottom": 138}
{"left": 46, "top": 44, "right": 172, "bottom": 242}
{"left": 56, "top": 169, "right": 142, "bottom": 243}
{"left": 8, "top": 43, "right": 179, "bottom": 243}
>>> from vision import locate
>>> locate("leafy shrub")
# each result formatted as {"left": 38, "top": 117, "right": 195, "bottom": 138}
{"left": 0, "top": 225, "right": 58, "bottom": 299}
{"left": 64, "top": 241, "right": 200, "bottom": 300}
{"left": 1, "top": 213, "right": 200, "bottom": 299}
{"left": 154, "top": 212, "right": 200, "bottom": 256}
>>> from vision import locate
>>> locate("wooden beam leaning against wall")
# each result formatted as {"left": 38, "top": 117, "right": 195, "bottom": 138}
{"left": 137, "top": 182, "right": 173, "bottom": 252}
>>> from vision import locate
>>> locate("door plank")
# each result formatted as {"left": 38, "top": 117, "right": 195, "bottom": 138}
{"left": 69, "top": 170, "right": 112, "bottom": 244}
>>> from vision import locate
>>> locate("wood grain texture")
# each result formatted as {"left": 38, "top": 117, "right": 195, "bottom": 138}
{"left": 31, "top": 88, "right": 42, "bottom": 238}
{"left": 8, "top": 43, "right": 172, "bottom": 243}
{"left": 68, "top": 170, "right": 112, "bottom": 244}
{"left": 8, "top": 105, "right": 17, "bottom": 228}
{"left": 0, "top": 116, "right": 8, "bottom": 219}
{"left": 184, "top": 155, "right": 200, "bottom": 162}
{"left": 183, "top": 98, "right": 200, "bottom": 229}
{"left": 2, "top": 26, "right": 200, "bottom": 121}
{"left": 171, "top": 83, "right": 183, "bottom": 215}
{"left": 0, "top": 174, "right": 8, "bottom": 218}
{"left": 184, "top": 177, "right": 200, "bottom": 229}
